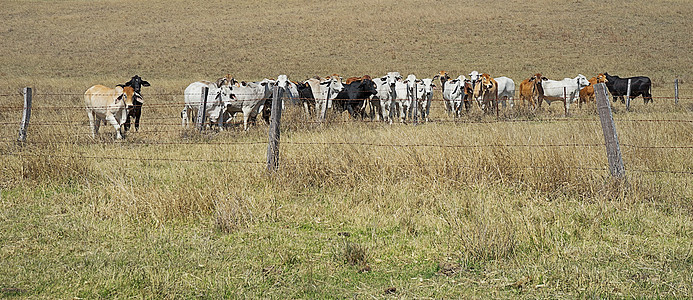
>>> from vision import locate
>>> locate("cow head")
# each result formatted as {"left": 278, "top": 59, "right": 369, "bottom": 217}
{"left": 118, "top": 75, "right": 150, "bottom": 93}
{"left": 419, "top": 78, "right": 436, "bottom": 98}
{"left": 320, "top": 75, "right": 344, "bottom": 96}
{"left": 576, "top": 74, "right": 590, "bottom": 88}
{"left": 596, "top": 73, "right": 608, "bottom": 83}
{"left": 358, "top": 76, "right": 378, "bottom": 96}
{"left": 115, "top": 86, "right": 137, "bottom": 109}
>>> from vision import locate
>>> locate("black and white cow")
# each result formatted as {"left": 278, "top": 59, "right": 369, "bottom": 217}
{"left": 603, "top": 72, "right": 653, "bottom": 104}
{"left": 118, "top": 75, "right": 150, "bottom": 132}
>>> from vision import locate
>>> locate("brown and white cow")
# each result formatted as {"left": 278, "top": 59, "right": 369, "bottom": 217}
{"left": 578, "top": 73, "right": 608, "bottom": 107}
{"left": 84, "top": 85, "right": 137, "bottom": 139}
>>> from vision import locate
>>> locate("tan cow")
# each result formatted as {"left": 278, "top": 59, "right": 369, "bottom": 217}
{"left": 518, "top": 73, "right": 545, "bottom": 110}
{"left": 473, "top": 73, "right": 498, "bottom": 114}
{"left": 84, "top": 85, "right": 136, "bottom": 139}
{"left": 578, "top": 73, "right": 608, "bottom": 107}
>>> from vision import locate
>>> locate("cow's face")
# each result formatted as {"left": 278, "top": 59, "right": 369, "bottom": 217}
{"left": 576, "top": 74, "right": 590, "bottom": 87}
{"left": 116, "top": 86, "right": 137, "bottom": 109}
{"left": 468, "top": 71, "right": 481, "bottom": 82}
{"left": 481, "top": 74, "right": 495, "bottom": 90}
{"left": 124, "top": 75, "right": 150, "bottom": 92}
{"left": 596, "top": 73, "right": 608, "bottom": 83}
{"left": 420, "top": 79, "right": 435, "bottom": 95}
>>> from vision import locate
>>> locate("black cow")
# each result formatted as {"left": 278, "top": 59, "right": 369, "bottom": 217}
{"left": 118, "top": 75, "right": 150, "bottom": 132}
{"left": 333, "top": 76, "right": 378, "bottom": 119}
{"left": 603, "top": 72, "right": 652, "bottom": 104}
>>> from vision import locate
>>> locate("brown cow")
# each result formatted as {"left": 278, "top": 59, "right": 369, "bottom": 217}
{"left": 473, "top": 73, "right": 498, "bottom": 114}
{"left": 518, "top": 73, "right": 546, "bottom": 110}
{"left": 578, "top": 73, "right": 608, "bottom": 107}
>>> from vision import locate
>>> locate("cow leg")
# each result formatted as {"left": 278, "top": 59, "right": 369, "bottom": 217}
{"left": 181, "top": 108, "right": 187, "bottom": 128}
{"left": 87, "top": 111, "right": 99, "bottom": 138}
{"left": 104, "top": 113, "right": 122, "bottom": 139}
{"left": 123, "top": 114, "right": 132, "bottom": 132}
{"left": 134, "top": 112, "right": 141, "bottom": 131}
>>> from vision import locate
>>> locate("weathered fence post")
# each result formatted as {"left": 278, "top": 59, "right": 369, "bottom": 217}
{"left": 675, "top": 78, "right": 679, "bottom": 105}
{"left": 17, "top": 87, "right": 32, "bottom": 143}
{"left": 625, "top": 79, "right": 632, "bottom": 111}
{"left": 267, "top": 85, "right": 283, "bottom": 172}
{"left": 594, "top": 83, "right": 626, "bottom": 179}
{"left": 196, "top": 86, "right": 209, "bottom": 131}
{"left": 563, "top": 86, "right": 568, "bottom": 117}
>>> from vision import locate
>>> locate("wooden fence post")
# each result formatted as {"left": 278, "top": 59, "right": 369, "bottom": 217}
{"left": 196, "top": 86, "right": 209, "bottom": 131}
{"left": 563, "top": 86, "right": 568, "bottom": 116}
{"left": 675, "top": 78, "right": 679, "bottom": 105}
{"left": 17, "top": 87, "right": 32, "bottom": 143}
{"left": 594, "top": 83, "right": 626, "bottom": 179}
{"left": 625, "top": 79, "right": 632, "bottom": 111}
{"left": 267, "top": 85, "right": 283, "bottom": 172}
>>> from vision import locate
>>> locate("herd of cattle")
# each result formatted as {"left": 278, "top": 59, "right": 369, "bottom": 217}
{"left": 83, "top": 72, "right": 653, "bottom": 139}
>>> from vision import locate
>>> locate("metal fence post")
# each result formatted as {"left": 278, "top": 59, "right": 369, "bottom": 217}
{"left": 594, "top": 83, "right": 626, "bottom": 179}
{"left": 267, "top": 85, "right": 283, "bottom": 172}
{"left": 17, "top": 87, "right": 32, "bottom": 143}
{"left": 197, "top": 87, "right": 209, "bottom": 131}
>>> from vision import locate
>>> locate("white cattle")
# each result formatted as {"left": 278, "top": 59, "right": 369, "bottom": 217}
{"left": 305, "top": 75, "right": 344, "bottom": 121}
{"left": 539, "top": 74, "right": 591, "bottom": 115}
{"left": 275, "top": 74, "right": 300, "bottom": 108}
{"left": 441, "top": 75, "right": 466, "bottom": 118}
{"left": 494, "top": 76, "right": 516, "bottom": 108}
{"left": 416, "top": 78, "right": 436, "bottom": 122}
{"left": 371, "top": 71, "right": 402, "bottom": 122}
{"left": 224, "top": 79, "right": 274, "bottom": 131}
{"left": 84, "top": 85, "right": 137, "bottom": 139}
{"left": 181, "top": 81, "right": 232, "bottom": 129}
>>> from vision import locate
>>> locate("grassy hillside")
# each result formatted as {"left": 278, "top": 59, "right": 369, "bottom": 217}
{"left": 1, "top": 0, "right": 692, "bottom": 298}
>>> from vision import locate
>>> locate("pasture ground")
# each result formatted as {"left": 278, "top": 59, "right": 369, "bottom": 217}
{"left": 1, "top": 0, "right": 692, "bottom": 298}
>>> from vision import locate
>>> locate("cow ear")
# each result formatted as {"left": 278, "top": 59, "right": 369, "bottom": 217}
{"left": 115, "top": 93, "right": 124, "bottom": 104}
{"left": 141, "top": 80, "right": 150, "bottom": 87}
{"left": 134, "top": 92, "right": 144, "bottom": 103}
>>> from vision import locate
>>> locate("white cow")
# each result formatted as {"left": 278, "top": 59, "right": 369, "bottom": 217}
{"left": 468, "top": 70, "right": 484, "bottom": 107}
{"left": 305, "top": 75, "right": 344, "bottom": 121}
{"left": 84, "top": 85, "right": 137, "bottom": 139}
{"left": 441, "top": 75, "right": 466, "bottom": 118}
{"left": 494, "top": 76, "right": 516, "bottom": 108}
{"left": 371, "top": 71, "right": 402, "bottom": 122}
{"left": 182, "top": 81, "right": 232, "bottom": 129}
{"left": 539, "top": 74, "right": 591, "bottom": 115}
{"left": 224, "top": 79, "right": 274, "bottom": 131}
{"left": 416, "top": 78, "right": 436, "bottom": 122}
{"left": 392, "top": 74, "right": 421, "bottom": 123}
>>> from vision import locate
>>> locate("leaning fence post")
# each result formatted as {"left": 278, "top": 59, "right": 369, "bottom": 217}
{"left": 267, "top": 85, "right": 283, "bottom": 172}
{"left": 563, "top": 86, "right": 568, "bottom": 116}
{"left": 17, "top": 87, "right": 32, "bottom": 143}
{"left": 675, "top": 78, "right": 679, "bottom": 105}
{"left": 625, "top": 79, "right": 632, "bottom": 111}
{"left": 412, "top": 84, "right": 418, "bottom": 125}
{"left": 594, "top": 83, "right": 626, "bottom": 179}
{"left": 196, "top": 87, "right": 209, "bottom": 131}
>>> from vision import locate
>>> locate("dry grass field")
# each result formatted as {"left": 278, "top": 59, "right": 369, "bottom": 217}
{"left": 1, "top": 0, "right": 692, "bottom": 298}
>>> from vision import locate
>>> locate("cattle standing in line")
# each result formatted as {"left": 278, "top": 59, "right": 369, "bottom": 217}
{"left": 84, "top": 85, "right": 137, "bottom": 140}
{"left": 334, "top": 75, "right": 378, "bottom": 119}
{"left": 181, "top": 81, "right": 233, "bottom": 130}
{"left": 578, "top": 73, "right": 608, "bottom": 106}
{"left": 518, "top": 73, "right": 545, "bottom": 110}
{"left": 603, "top": 72, "right": 653, "bottom": 104}
{"left": 538, "top": 74, "right": 590, "bottom": 115}
{"left": 118, "top": 75, "right": 150, "bottom": 133}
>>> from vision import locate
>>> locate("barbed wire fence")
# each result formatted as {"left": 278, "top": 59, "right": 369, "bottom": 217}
{"left": 1, "top": 83, "right": 692, "bottom": 178}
